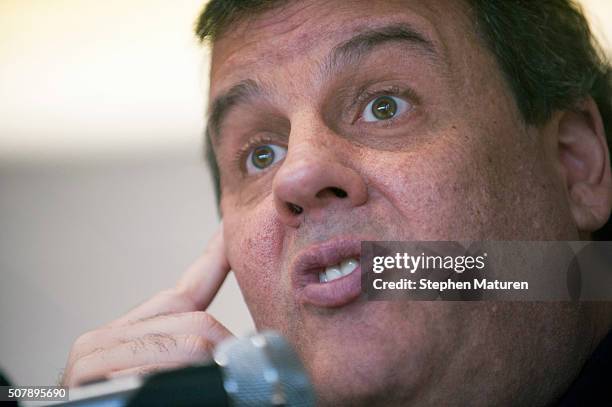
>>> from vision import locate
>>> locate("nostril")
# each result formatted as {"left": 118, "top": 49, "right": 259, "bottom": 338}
{"left": 330, "top": 187, "right": 348, "bottom": 198}
{"left": 315, "top": 187, "right": 348, "bottom": 199}
{"left": 287, "top": 202, "right": 304, "bottom": 215}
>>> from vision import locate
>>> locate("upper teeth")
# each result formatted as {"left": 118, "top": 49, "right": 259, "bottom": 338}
{"left": 319, "top": 258, "right": 359, "bottom": 283}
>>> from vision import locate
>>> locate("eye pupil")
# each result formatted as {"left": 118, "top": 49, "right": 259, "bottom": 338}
{"left": 252, "top": 145, "right": 275, "bottom": 169}
{"left": 372, "top": 96, "right": 397, "bottom": 120}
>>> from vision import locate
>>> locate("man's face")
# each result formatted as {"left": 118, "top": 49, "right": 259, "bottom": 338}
{"left": 208, "top": 0, "right": 594, "bottom": 405}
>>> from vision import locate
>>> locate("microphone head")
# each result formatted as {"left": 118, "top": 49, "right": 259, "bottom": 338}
{"left": 214, "top": 331, "right": 315, "bottom": 407}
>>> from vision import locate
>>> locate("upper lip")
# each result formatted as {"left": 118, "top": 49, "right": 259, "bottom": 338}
{"left": 290, "top": 237, "right": 364, "bottom": 287}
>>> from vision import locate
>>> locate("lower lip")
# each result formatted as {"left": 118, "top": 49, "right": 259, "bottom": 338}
{"left": 299, "top": 265, "right": 362, "bottom": 308}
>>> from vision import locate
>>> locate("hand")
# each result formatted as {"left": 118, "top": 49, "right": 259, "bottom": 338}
{"left": 62, "top": 227, "right": 234, "bottom": 386}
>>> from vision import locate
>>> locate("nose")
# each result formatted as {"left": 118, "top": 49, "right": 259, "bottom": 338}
{"left": 272, "top": 140, "right": 368, "bottom": 227}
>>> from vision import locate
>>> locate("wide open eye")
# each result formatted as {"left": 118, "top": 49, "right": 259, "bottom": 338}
{"left": 362, "top": 95, "right": 410, "bottom": 122}
{"left": 246, "top": 144, "right": 287, "bottom": 174}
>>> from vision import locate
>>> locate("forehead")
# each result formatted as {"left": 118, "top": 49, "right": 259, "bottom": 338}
{"left": 208, "top": 0, "right": 474, "bottom": 97}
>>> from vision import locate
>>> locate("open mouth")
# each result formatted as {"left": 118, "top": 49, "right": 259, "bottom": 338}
{"left": 318, "top": 258, "right": 359, "bottom": 283}
{"left": 292, "top": 239, "right": 364, "bottom": 308}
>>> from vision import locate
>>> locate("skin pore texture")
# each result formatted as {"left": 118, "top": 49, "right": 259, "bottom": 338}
{"left": 208, "top": 0, "right": 612, "bottom": 405}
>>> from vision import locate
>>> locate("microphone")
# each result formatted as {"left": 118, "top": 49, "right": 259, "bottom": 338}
{"left": 50, "top": 331, "right": 315, "bottom": 407}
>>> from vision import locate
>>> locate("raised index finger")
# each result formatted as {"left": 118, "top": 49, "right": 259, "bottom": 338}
{"left": 175, "top": 226, "right": 230, "bottom": 310}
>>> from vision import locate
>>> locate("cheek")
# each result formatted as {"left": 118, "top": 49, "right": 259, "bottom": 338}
{"left": 366, "top": 138, "right": 493, "bottom": 239}
{"left": 367, "top": 125, "right": 556, "bottom": 240}
{"left": 222, "top": 195, "right": 288, "bottom": 326}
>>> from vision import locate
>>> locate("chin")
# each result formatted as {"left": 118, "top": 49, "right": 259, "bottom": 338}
{"left": 286, "top": 301, "right": 429, "bottom": 407}
{"left": 304, "top": 341, "right": 417, "bottom": 407}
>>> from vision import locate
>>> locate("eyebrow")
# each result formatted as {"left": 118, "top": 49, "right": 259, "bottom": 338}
{"left": 326, "top": 23, "right": 441, "bottom": 73}
{"left": 208, "top": 23, "right": 441, "bottom": 143}
{"left": 207, "top": 79, "right": 263, "bottom": 140}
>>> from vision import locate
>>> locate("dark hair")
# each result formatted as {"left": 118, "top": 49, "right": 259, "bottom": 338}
{"left": 196, "top": 0, "right": 612, "bottom": 239}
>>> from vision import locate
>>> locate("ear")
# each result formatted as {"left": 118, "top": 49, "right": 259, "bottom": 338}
{"left": 557, "top": 97, "right": 612, "bottom": 232}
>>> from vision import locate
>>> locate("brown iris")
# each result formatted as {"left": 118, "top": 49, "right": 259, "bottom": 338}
{"left": 251, "top": 145, "right": 275, "bottom": 169}
{"left": 371, "top": 96, "right": 397, "bottom": 120}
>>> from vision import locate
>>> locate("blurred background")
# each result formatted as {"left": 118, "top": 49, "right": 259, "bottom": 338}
{"left": 0, "top": 0, "right": 610, "bottom": 391}
{"left": 0, "top": 0, "right": 255, "bottom": 390}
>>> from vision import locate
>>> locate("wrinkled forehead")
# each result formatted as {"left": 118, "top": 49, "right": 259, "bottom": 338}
{"left": 208, "top": 0, "right": 471, "bottom": 99}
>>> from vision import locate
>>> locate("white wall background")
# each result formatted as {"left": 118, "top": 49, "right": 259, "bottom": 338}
{"left": 0, "top": 0, "right": 610, "bottom": 390}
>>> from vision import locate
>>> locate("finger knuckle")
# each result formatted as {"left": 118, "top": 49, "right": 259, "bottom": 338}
{"left": 142, "top": 333, "right": 178, "bottom": 354}
{"left": 179, "top": 335, "right": 214, "bottom": 359}
{"left": 190, "top": 311, "right": 216, "bottom": 328}
{"left": 73, "top": 331, "right": 98, "bottom": 350}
